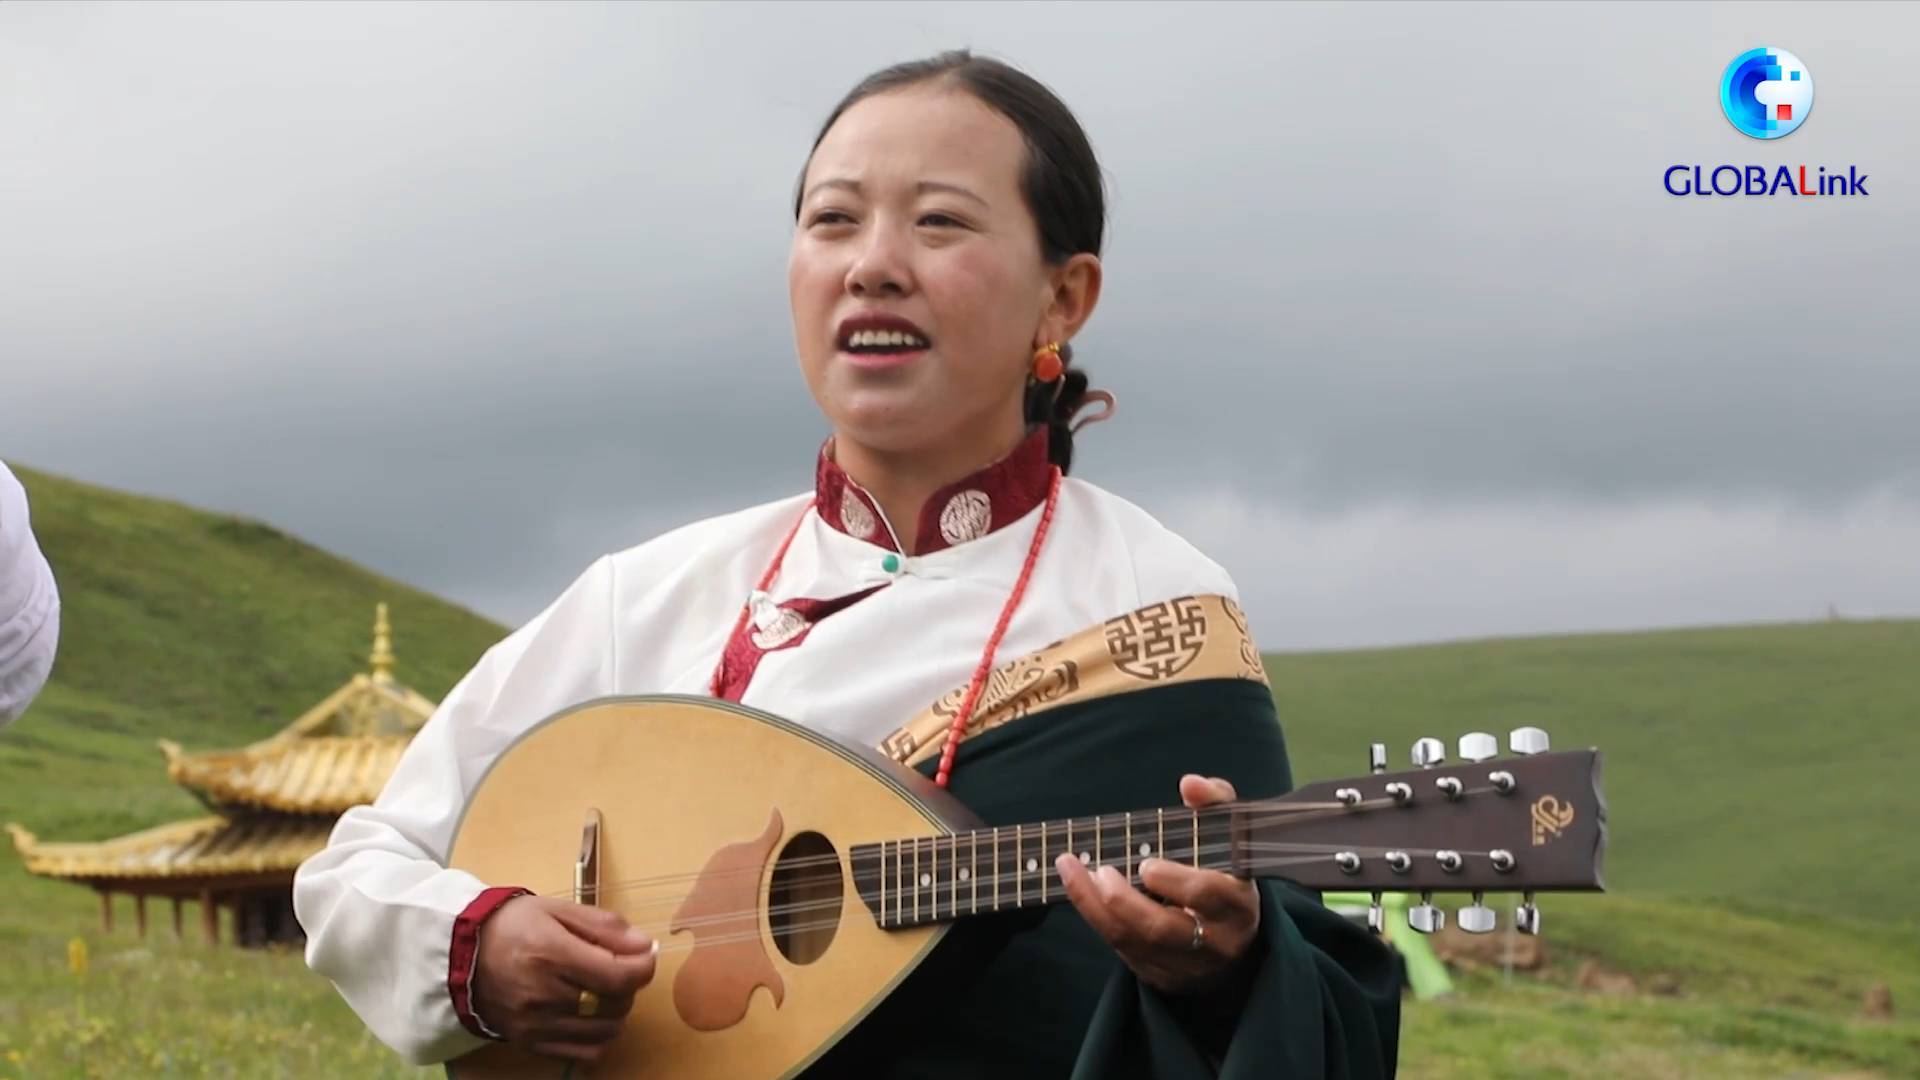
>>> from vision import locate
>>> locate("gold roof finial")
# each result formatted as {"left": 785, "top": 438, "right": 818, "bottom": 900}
{"left": 370, "top": 603, "right": 395, "bottom": 683}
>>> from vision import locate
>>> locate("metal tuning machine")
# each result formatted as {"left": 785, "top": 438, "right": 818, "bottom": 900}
{"left": 1458, "top": 890, "right": 1496, "bottom": 934}
{"left": 1407, "top": 891, "right": 1445, "bottom": 934}
{"left": 1515, "top": 890, "right": 1541, "bottom": 935}
{"left": 1457, "top": 731, "right": 1498, "bottom": 763}
{"left": 1411, "top": 737, "right": 1445, "bottom": 769}
{"left": 1509, "top": 726, "right": 1550, "bottom": 755}
{"left": 1341, "top": 742, "right": 1387, "bottom": 808}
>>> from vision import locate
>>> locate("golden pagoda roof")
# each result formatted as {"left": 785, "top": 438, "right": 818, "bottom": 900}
{"left": 7, "top": 816, "right": 333, "bottom": 883}
{"left": 162, "top": 733, "right": 413, "bottom": 815}
{"left": 161, "top": 604, "right": 438, "bottom": 813}
{"left": 267, "top": 602, "right": 437, "bottom": 741}
{"left": 7, "top": 604, "right": 446, "bottom": 891}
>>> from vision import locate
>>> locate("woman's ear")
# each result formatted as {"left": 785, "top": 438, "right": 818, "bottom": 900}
{"left": 1042, "top": 253, "right": 1103, "bottom": 343}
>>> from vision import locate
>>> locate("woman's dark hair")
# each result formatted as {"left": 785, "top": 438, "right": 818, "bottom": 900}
{"left": 795, "top": 50, "right": 1107, "bottom": 474}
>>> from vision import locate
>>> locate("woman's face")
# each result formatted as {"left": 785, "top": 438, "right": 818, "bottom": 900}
{"left": 789, "top": 85, "right": 1094, "bottom": 463}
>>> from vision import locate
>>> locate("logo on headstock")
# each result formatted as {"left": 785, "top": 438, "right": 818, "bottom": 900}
{"left": 1530, "top": 795, "right": 1575, "bottom": 846}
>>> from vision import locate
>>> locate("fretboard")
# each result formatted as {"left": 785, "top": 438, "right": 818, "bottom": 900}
{"left": 848, "top": 805, "right": 1239, "bottom": 929}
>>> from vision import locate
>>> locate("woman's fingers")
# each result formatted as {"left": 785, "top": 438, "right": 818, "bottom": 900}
{"left": 545, "top": 910, "right": 658, "bottom": 997}
{"left": 557, "top": 936, "right": 657, "bottom": 997}
{"left": 1057, "top": 856, "right": 1192, "bottom": 952}
{"left": 1179, "top": 773, "right": 1237, "bottom": 809}
{"left": 549, "top": 900, "right": 654, "bottom": 955}
{"left": 1139, "top": 857, "right": 1257, "bottom": 921}
{"left": 1056, "top": 854, "right": 1126, "bottom": 943}
{"left": 1056, "top": 774, "right": 1265, "bottom": 994}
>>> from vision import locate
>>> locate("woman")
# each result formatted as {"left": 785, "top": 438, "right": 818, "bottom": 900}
{"left": 296, "top": 51, "right": 1399, "bottom": 1078}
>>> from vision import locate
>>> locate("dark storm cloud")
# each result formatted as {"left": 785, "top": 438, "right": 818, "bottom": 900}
{"left": 2, "top": 1, "right": 1915, "bottom": 647}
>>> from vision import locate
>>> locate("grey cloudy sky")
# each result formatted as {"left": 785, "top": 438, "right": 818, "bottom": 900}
{"left": 3, "top": 1, "right": 1916, "bottom": 651}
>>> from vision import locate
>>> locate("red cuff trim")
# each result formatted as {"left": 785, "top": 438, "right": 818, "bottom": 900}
{"left": 449, "top": 885, "right": 533, "bottom": 1041}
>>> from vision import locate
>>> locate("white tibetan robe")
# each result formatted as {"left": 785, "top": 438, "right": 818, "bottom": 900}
{"left": 294, "top": 429, "right": 1242, "bottom": 1064}
{"left": 0, "top": 461, "right": 60, "bottom": 729}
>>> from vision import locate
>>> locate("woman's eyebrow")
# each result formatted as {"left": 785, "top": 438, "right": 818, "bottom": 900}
{"left": 804, "top": 177, "right": 861, "bottom": 202}
{"left": 804, "top": 177, "right": 988, "bottom": 207}
{"left": 917, "top": 180, "right": 988, "bottom": 207}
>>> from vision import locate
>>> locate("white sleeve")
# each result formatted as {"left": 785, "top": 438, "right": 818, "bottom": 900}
{"left": 293, "top": 556, "right": 617, "bottom": 1065}
{"left": 0, "top": 462, "right": 60, "bottom": 729}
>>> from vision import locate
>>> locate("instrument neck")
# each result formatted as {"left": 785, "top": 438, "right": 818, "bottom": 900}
{"left": 849, "top": 804, "right": 1246, "bottom": 928}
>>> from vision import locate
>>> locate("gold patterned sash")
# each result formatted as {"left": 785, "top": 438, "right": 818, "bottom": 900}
{"left": 877, "top": 595, "right": 1270, "bottom": 769}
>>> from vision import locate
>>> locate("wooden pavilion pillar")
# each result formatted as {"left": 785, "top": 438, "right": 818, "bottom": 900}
{"left": 172, "top": 897, "right": 184, "bottom": 940}
{"left": 135, "top": 894, "right": 148, "bottom": 939}
{"left": 99, "top": 890, "right": 113, "bottom": 933}
{"left": 201, "top": 888, "right": 219, "bottom": 945}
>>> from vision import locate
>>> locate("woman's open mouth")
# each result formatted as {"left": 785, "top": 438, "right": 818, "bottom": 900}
{"left": 836, "top": 315, "right": 931, "bottom": 369}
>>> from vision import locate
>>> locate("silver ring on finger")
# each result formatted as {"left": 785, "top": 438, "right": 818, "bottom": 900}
{"left": 1187, "top": 908, "right": 1206, "bottom": 953}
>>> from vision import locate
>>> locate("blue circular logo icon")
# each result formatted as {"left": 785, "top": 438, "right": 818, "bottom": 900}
{"left": 1721, "top": 47, "right": 1813, "bottom": 139}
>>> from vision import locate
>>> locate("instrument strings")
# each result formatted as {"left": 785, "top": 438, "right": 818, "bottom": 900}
{"left": 644, "top": 848, "right": 1506, "bottom": 956}
{"left": 533, "top": 796, "right": 1379, "bottom": 903}
{"left": 512, "top": 789, "right": 1508, "bottom": 948}
{"left": 616, "top": 840, "right": 1501, "bottom": 945}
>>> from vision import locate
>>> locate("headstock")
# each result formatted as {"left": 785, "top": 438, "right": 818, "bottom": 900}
{"left": 1250, "top": 727, "right": 1606, "bottom": 938}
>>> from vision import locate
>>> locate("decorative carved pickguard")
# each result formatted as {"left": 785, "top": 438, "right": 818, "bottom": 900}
{"left": 670, "top": 808, "right": 786, "bottom": 1031}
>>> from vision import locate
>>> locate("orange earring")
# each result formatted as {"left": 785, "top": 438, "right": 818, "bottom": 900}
{"left": 1032, "top": 341, "right": 1064, "bottom": 382}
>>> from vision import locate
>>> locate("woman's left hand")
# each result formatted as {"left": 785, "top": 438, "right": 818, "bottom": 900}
{"left": 1055, "top": 774, "right": 1261, "bottom": 995}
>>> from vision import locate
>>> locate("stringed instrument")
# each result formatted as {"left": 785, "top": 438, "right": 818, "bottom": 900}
{"left": 445, "top": 695, "right": 1606, "bottom": 1078}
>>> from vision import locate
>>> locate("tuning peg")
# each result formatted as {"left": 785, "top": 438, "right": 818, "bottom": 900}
{"left": 1407, "top": 891, "right": 1445, "bottom": 934}
{"left": 1411, "top": 737, "right": 1445, "bottom": 768}
{"left": 1366, "top": 891, "right": 1385, "bottom": 935}
{"left": 1509, "top": 727, "right": 1550, "bottom": 756}
{"left": 1458, "top": 891, "right": 1496, "bottom": 934}
{"left": 1457, "top": 731, "right": 1498, "bottom": 763}
{"left": 1514, "top": 891, "right": 1541, "bottom": 935}
{"left": 1368, "top": 742, "right": 1388, "bottom": 775}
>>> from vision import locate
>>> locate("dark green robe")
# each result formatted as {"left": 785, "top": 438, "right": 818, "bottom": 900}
{"left": 809, "top": 678, "right": 1401, "bottom": 1078}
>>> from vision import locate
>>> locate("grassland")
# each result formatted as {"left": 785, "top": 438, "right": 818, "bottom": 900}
{"left": 1268, "top": 618, "right": 1920, "bottom": 923}
{"left": 2, "top": 465, "right": 1915, "bottom": 1077}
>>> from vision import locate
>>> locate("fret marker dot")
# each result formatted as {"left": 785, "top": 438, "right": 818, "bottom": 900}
{"left": 1139, "top": 843, "right": 1152, "bottom": 858}
{"left": 1079, "top": 851, "right": 1091, "bottom": 864}
{"left": 958, "top": 868, "right": 970, "bottom": 882}
{"left": 1025, "top": 858, "right": 1038, "bottom": 873}
{"left": 919, "top": 873, "right": 931, "bottom": 888}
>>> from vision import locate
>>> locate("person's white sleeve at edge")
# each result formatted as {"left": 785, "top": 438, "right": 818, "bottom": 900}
{"left": 0, "top": 462, "right": 60, "bottom": 729}
{"left": 294, "top": 556, "right": 616, "bottom": 1065}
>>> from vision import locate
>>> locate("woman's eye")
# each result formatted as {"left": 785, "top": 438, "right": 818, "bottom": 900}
{"left": 919, "top": 213, "right": 964, "bottom": 228}
{"left": 810, "top": 211, "right": 853, "bottom": 226}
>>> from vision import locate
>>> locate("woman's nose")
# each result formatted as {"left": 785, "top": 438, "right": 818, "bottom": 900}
{"left": 845, "top": 225, "right": 912, "bottom": 297}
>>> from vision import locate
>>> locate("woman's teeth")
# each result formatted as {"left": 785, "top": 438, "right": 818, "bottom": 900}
{"left": 845, "top": 329, "right": 929, "bottom": 351}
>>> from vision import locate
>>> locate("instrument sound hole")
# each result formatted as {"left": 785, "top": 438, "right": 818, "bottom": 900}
{"left": 769, "top": 831, "right": 843, "bottom": 965}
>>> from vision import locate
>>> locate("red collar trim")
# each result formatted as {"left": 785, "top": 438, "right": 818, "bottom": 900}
{"left": 814, "top": 427, "right": 1054, "bottom": 555}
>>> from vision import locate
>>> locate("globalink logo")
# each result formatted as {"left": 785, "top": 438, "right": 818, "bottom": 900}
{"left": 1720, "top": 47, "right": 1812, "bottom": 138}
{"left": 1664, "top": 46, "right": 1870, "bottom": 198}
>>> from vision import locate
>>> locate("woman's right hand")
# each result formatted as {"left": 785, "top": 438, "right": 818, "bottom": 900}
{"left": 471, "top": 895, "right": 659, "bottom": 1065}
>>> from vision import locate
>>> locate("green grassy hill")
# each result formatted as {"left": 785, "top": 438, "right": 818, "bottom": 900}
{"left": 1, "top": 465, "right": 1915, "bottom": 1077}
{"left": 0, "top": 465, "right": 508, "bottom": 847}
{"left": 1266, "top": 618, "right": 1920, "bottom": 925}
